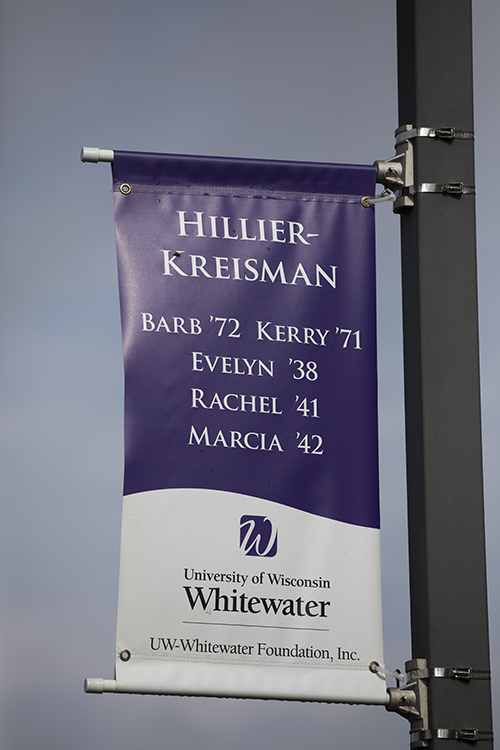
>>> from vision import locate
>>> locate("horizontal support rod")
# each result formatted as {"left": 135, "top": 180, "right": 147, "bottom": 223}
{"left": 84, "top": 678, "right": 117, "bottom": 693}
{"left": 80, "top": 147, "right": 114, "bottom": 163}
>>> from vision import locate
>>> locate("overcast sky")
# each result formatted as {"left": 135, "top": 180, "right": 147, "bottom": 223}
{"left": 1, "top": 1, "right": 499, "bottom": 748}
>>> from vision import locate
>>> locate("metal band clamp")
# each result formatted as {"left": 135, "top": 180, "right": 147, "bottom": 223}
{"left": 402, "top": 182, "right": 476, "bottom": 197}
{"left": 407, "top": 666, "right": 491, "bottom": 681}
{"left": 411, "top": 728, "right": 494, "bottom": 743}
{"left": 395, "top": 126, "right": 475, "bottom": 146}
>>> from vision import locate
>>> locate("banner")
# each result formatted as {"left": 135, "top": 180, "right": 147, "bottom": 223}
{"left": 108, "top": 151, "right": 385, "bottom": 703}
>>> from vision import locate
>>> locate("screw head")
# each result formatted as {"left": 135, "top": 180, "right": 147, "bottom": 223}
{"left": 397, "top": 695, "right": 413, "bottom": 714}
{"left": 384, "top": 167, "right": 400, "bottom": 184}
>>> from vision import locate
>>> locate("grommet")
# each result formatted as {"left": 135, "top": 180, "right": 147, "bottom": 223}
{"left": 120, "top": 183, "right": 132, "bottom": 195}
{"left": 361, "top": 189, "right": 396, "bottom": 207}
{"left": 369, "top": 660, "right": 406, "bottom": 683}
{"left": 119, "top": 649, "right": 131, "bottom": 662}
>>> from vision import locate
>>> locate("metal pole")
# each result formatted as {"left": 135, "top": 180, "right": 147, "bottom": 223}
{"left": 396, "top": 1, "right": 493, "bottom": 747}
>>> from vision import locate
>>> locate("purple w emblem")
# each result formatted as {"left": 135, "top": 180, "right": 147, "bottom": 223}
{"left": 240, "top": 516, "right": 278, "bottom": 557}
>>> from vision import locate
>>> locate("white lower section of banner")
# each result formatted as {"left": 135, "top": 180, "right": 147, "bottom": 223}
{"left": 114, "top": 489, "right": 386, "bottom": 704}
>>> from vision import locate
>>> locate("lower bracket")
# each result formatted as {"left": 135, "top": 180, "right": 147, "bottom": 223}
{"left": 386, "top": 659, "right": 429, "bottom": 748}
{"left": 387, "top": 659, "right": 493, "bottom": 748}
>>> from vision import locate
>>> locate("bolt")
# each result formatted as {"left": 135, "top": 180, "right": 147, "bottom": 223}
{"left": 384, "top": 167, "right": 400, "bottom": 184}
{"left": 397, "top": 695, "right": 413, "bottom": 714}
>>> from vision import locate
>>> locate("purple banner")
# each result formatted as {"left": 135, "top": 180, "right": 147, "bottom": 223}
{"left": 113, "top": 151, "right": 379, "bottom": 529}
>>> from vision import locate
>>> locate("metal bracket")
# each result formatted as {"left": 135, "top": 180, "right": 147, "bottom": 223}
{"left": 386, "top": 659, "right": 493, "bottom": 748}
{"left": 386, "top": 659, "right": 429, "bottom": 748}
{"left": 374, "top": 124, "right": 476, "bottom": 213}
{"left": 374, "top": 125, "right": 414, "bottom": 213}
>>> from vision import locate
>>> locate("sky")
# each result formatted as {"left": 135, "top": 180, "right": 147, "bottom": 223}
{"left": 1, "top": 0, "right": 499, "bottom": 748}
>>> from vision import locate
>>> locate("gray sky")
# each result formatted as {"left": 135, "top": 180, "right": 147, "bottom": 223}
{"left": 1, "top": 1, "right": 499, "bottom": 748}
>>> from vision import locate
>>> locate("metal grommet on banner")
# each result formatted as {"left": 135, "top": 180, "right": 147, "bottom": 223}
{"left": 120, "top": 183, "right": 132, "bottom": 195}
{"left": 361, "top": 189, "right": 396, "bottom": 207}
{"left": 119, "top": 649, "right": 131, "bottom": 662}
{"left": 369, "top": 661, "right": 406, "bottom": 683}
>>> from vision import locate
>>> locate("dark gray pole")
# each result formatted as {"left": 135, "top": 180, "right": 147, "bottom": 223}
{"left": 396, "top": 1, "right": 493, "bottom": 748}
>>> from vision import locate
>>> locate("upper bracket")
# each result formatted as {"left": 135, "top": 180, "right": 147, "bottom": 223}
{"left": 374, "top": 124, "right": 476, "bottom": 213}
{"left": 374, "top": 125, "right": 414, "bottom": 213}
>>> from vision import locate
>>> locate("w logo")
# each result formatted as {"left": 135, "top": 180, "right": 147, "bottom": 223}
{"left": 240, "top": 516, "right": 278, "bottom": 557}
